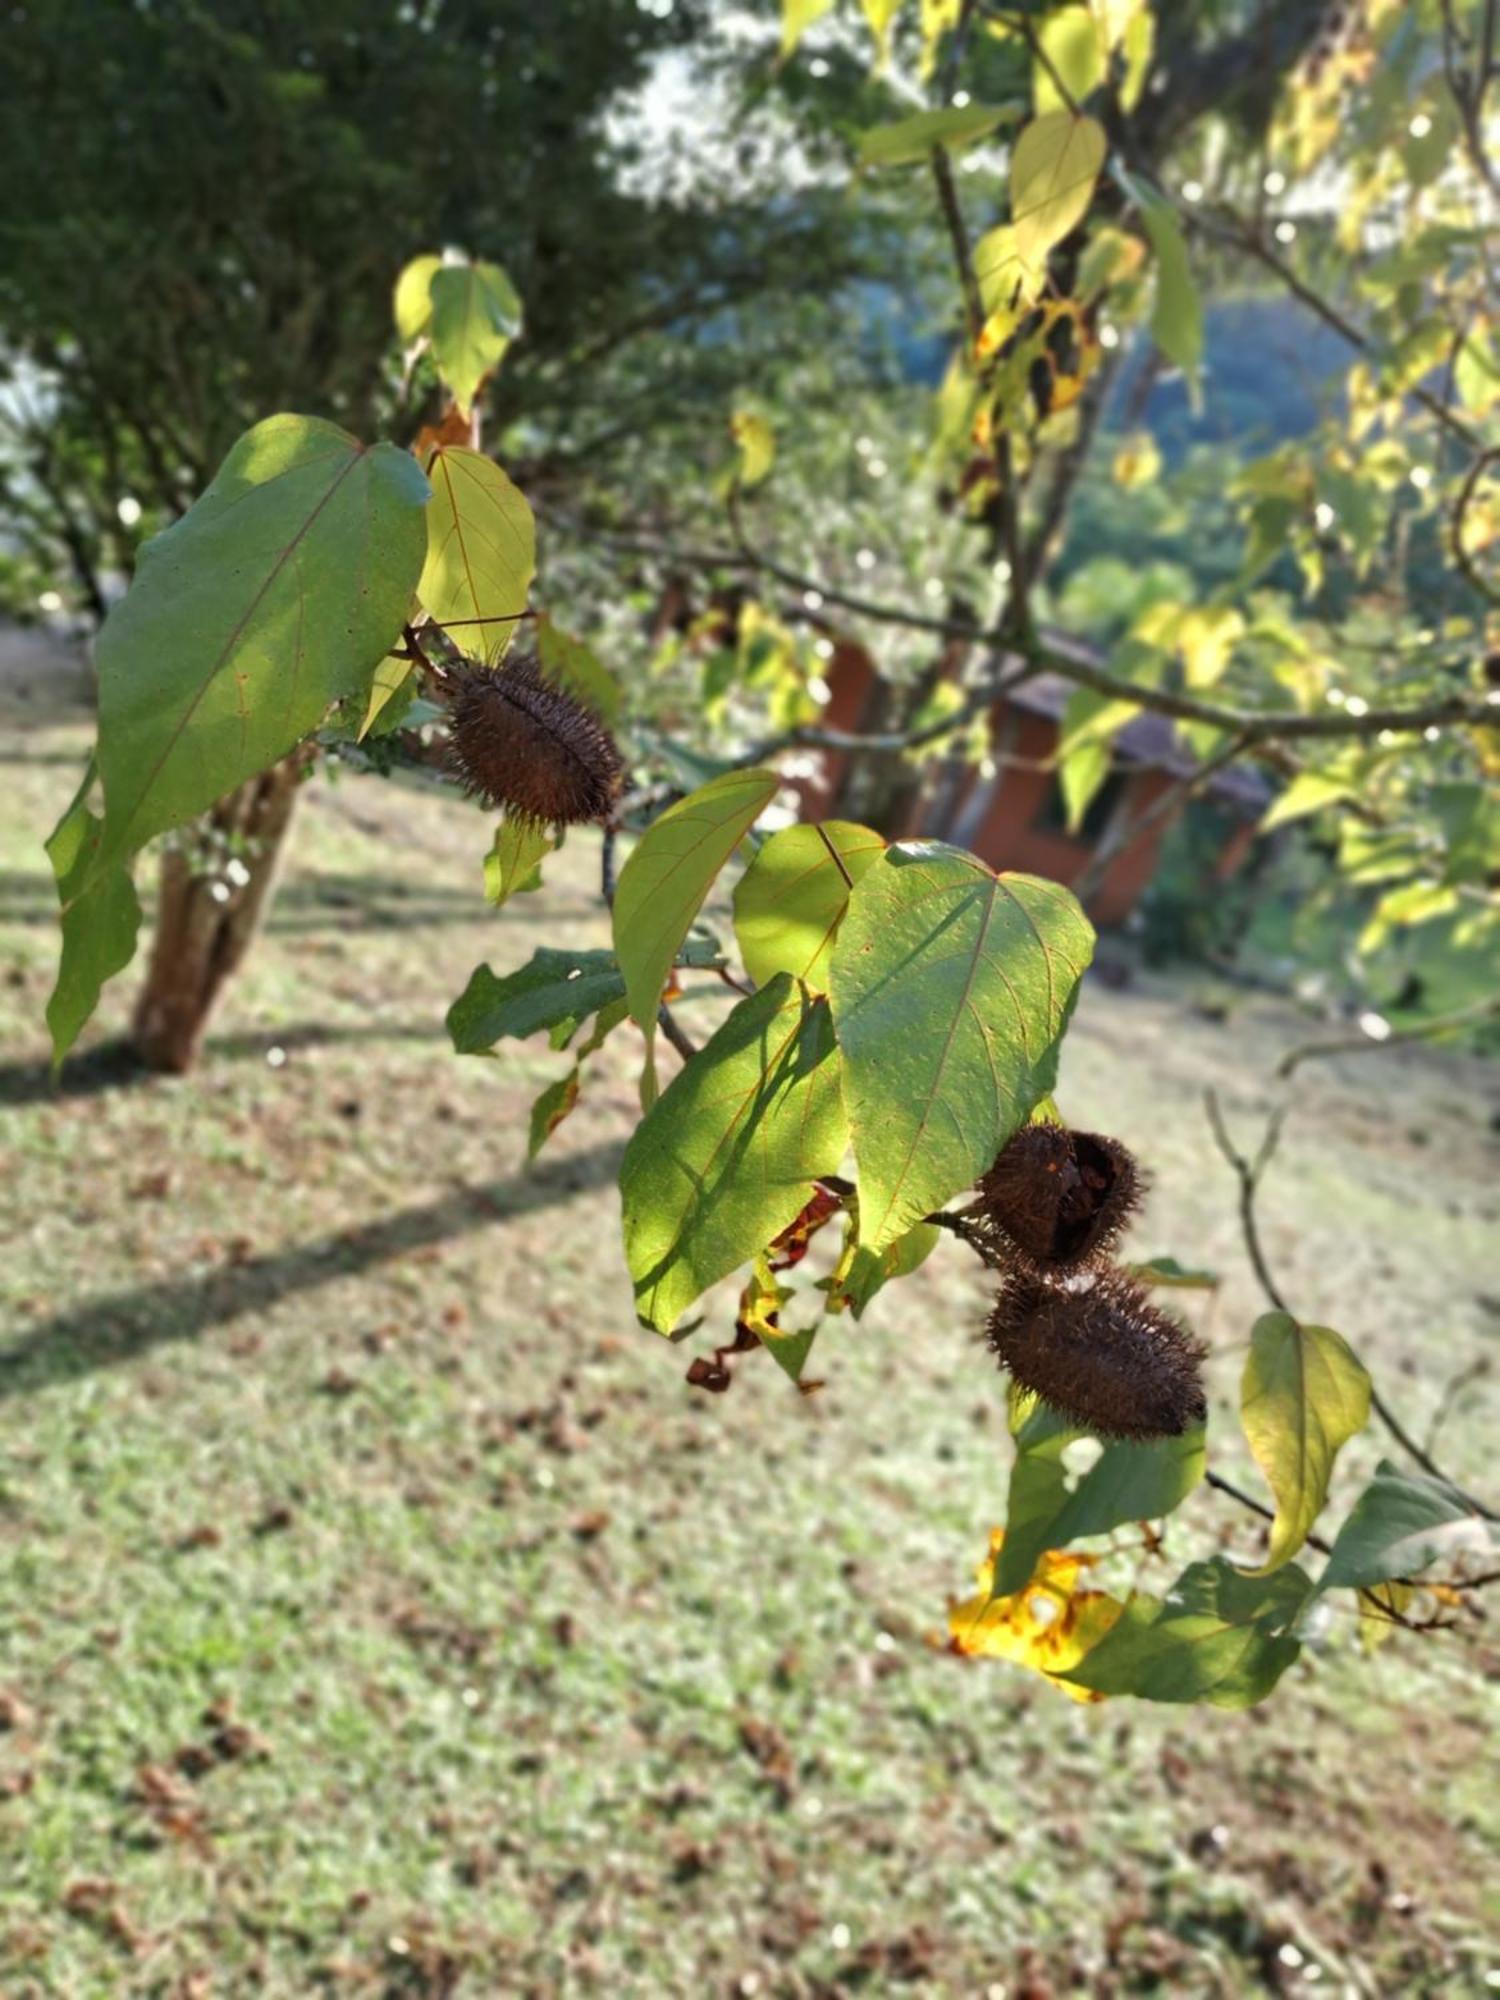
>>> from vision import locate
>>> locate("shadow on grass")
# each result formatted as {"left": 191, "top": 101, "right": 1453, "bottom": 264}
{"left": 0, "top": 868, "right": 485, "bottom": 933}
{"left": 0, "top": 1138, "right": 626, "bottom": 1399}
{"left": 0, "top": 1024, "right": 450, "bottom": 1107}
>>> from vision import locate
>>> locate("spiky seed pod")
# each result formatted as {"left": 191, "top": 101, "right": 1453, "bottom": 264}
{"left": 973, "top": 1124, "right": 1142, "bottom": 1272}
{"left": 986, "top": 1268, "right": 1207, "bottom": 1440}
{"left": 446, "top": 653, "right": 624, "bottom": 826}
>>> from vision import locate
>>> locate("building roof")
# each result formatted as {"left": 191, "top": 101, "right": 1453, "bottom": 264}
{"left": 995, "top": 671, "right": 1274, "bottom": 812}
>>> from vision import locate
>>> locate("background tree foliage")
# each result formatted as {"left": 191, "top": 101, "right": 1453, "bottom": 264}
{"left": 0, "top": 0, "right": 877, "bottom": 606}
{"left": 11, "top": 0, "right": 1500, "bottom": 1716}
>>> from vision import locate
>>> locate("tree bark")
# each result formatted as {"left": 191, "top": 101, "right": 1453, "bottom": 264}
{"left": 131, "top": 748, "right": 311, "bottom": 1073}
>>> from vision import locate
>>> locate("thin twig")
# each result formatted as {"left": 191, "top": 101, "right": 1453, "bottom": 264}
{"left": 815, "top": 823, "right": 854, "bottom": 889}
{"left": 736, "top": 656, "right": 1038, "bottom": 765}
{"left": 930, "top": 145, "right": 984, "bottom": 348}
{"left": 1424, "top": 1359, "right": 1491, "bottom": 1458}
{"left": 929, "top": 113, "right": 1032, "bottom": 644}
{"left": 1203, "top": 1090, "right": 1291, "bottom": 1314}
{"left": 1070, "top": 731, "right": 1254, "bottom": 908}
{"left": 656, "top": 1003, "right": 698, "bottom": 1063}
{"left": 1276, "top": 993, "right": 1500, "bottom": 1078}
{"left": 1451, "top": 446, "right": 1500, "bottom": 606}
{"left": 1205, "top": 1092, "right": 1498, "bottom": 1521}
{"left": 1181, "top": 201, "right": 1487, "bottom": 454}
{"left": 630, "top": 497, "right": 1500, "bottom": 746}
{"left": 1368, "top": 1386, "right": 1496, "bottom": 1518}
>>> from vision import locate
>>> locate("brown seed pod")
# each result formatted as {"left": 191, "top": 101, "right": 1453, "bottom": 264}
{"left": 973, "top": 1124, "right": 1142, "bottom": 1271}
{"left": 446, "top": 652, "right": 623, "bottom": 826}
{"left": 986, "top": 1268, "right": 1207, "bottom": 1440}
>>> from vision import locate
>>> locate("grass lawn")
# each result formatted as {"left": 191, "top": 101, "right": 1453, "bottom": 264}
{"left": 2, "top": 675, "right": 1497, "bottom": 1996}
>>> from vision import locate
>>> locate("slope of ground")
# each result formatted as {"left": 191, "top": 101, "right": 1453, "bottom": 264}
{"left": 1, "top": 683, "right": 1497, "bottom": 1996}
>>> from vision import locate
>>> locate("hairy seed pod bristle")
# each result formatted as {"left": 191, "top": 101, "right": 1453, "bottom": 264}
{"left": 986, "top": 1268, "right": 1207, "bottom": 1440}
{"left": 446, "top": 652, "right": 624, "bottom": 826}
{"left": 973, "top": 1124, "right": 1142, "bottom": 1271}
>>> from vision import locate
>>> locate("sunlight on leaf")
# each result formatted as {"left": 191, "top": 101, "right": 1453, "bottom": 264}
{"left": 1010, "top": 112, "right": 1107, "bottom": 266}
{"left": 94, "top": 415, "right": 428, "bottom": 871}
{"left": 1061, "top": 1558, "right": 1312, "bottom": 1708}
{"left": 483, "top": 817, "right": 553, "bottom": 909}
{"left": 830, "top": 843, "right": 1094, "bottom": 1250}
{"left": 1240, "top": 1312, "right": 1372, "bottom": 1572}
{"left": 1033, "top": 7, "right": 1105, "bottom": 114}
{"left": 429, "top": 260, "right": 522, "bottom": 418}
{"left": 950, "top": 1535, "right": 1124, "bottom": 1703}
{"left": 393, "top": 253, "right": 442, "bottom": 344}
{"left": 780, "top": 0, "right": 834, "bottom": 58}
{"left": 733, "top": 820, "right": 886, "bottom": 991}
{"left": 858, "top": 104, "right": 1019, "bottom": 168}
{"left": 1316, "top": 1461, "right": 1498, "bottom": 1595}
{"left": 1059, "top": 738, "right": 1110, "bottom": 833}
{"left": 45, "top": 758, "right": 142, "bottom": 1064}
{"left": 358, "top": 656, "right": 416, "bottom": 742}
{"left": 418, "top": 447, "right": 535, "bottom": 663}
{"left": 730, "top": 409, "right": 776, "bottom": 489}
{"left": 621, "top": 975, "right": 847, "bottom": 1332}
{"left": 612, "top": 767, "right": 780, "bottom": 1051}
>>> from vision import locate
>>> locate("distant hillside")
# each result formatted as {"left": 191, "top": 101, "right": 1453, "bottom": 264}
{"left": 1110, "top": 294, "right": 1347, "bottom": 459}
{"left": 882, "top": 289, "right": 1346, "bottom": 455}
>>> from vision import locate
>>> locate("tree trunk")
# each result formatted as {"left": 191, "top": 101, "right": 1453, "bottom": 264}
{"left": 131, "top": 748, "right": 311, "bottom": 1073}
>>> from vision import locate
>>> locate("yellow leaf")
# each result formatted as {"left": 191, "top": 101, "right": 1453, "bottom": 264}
{"left": 949, "top": 1534, "right": 1124, "bottom": 1701}
{"left": 860, "top": 0, "right": 901, "bottom": 62}
{"left": 1092, "top": 0, "right": 1145, "bottom": 44}
{"left": 730, "top": 409, "right": 776, "bottom": 489}
{"left": 1177, "top": 607, "right": 1244, "bottom": 689}
{"left": 1011, "top": 111, "right": 1107, "bottom": 266}
{"left": 1112, "top": 432, "right": 1161, "bottom": 489}
{"left": 418, "top": 447, "right": 535, "bottom": 663}
{"left": 739, "top": 1260, "right": 792, "bottom": 1342}
{"left": 919, "top": 0, "right": 962, "bottom": 77}
{"left": 1025, "top": 299, "right": 1101, "bottom": 415}
{"left": 972, "top": 224, "right": 1045, "bottom": 338}
{"left": 1119, "top": 4, "right": 1154, "bottom": 112}
{"left": 1033, "top": 6, "right": 1105, "bottom": 113}
{"left": 1358, "top": 1580, "right": 1413, "bottom": 1654}
{"left": 781, "top": 0, "right": 834, "bottom": 58}
{"left": 1258, "top": 768, "right": 1356, "bottom": 833}
{"left": 429, "top": 259, "right": 522, "bottom": 417}
{"left": 393, "top": 253, "right": 441, "bottom": 344}
{"left": 484, "top": 815, "right": 553, "bottom": 909}
{"left": 1077, "top": 224, "right": 1146, "bottom": 301}
{"left": 357, "top": 655, "right": 414, "bottom": 742}
{"left": 1240, "top": 1313, "right": 1372, "bottom": 1573}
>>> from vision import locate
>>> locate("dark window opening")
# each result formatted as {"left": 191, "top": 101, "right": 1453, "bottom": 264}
{"left": 1033, "top": 766, "right": 1131, "bottom": 844}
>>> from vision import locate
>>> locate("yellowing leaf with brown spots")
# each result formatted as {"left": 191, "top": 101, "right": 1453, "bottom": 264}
{"left": 950, "top": 1534, "right": 1123, "bottom": 1702}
